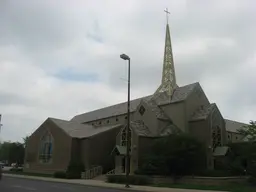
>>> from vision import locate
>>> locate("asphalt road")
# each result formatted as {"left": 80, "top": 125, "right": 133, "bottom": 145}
{"left": 0, "top": 176, "right": 131, "bottom": 192}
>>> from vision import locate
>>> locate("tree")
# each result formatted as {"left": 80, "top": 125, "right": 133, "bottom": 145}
{"left": 22, "top": 136, "right": 30, "bottom": 147}
{"left": 238, "top": 120, "right": 256, "bottom": 141}
{"left": 136, "top": 134, "right": 206, "bottom": 181}
{"left": 0, "top": 141, "right": 25, "bottom": 165}
{"left": 0, "top": 142, "right": 10, "bottom": 162}
{"left": 227, "top": 142, "right": 256, "bottom": 176}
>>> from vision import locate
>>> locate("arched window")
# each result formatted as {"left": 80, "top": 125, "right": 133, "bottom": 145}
{"left": 39, "top": 132, "right": 53, "bottom": 163}
{"left": 212, "top": 126, "right": 221, "bottom": 149}
{"left": 121, "top": 126, "right": 131, "bottom": 148}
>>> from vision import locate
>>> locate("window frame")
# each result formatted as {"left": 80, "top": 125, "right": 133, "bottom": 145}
{"left": 38, "top": 131, "right": 54, "bottom": 164}
{"left": 120, "top": 126, "right": 132, "bottom": 151}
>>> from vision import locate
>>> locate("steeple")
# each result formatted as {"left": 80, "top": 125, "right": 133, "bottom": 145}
{"left": 153, "top": 8, "right": 177, "bottom": 98}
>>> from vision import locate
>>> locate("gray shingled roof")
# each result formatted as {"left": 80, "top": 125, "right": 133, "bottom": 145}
{"left": 225, "top": 119, "right": 248, "bottom": 133}
{"left": 71, "top": 82, "right": 199, "bottom": 124}
{"left": 71, "top": 95, "right": 151, "bottom": 123}
{"left": 130, "top": 119, "right": 179, "bottom": 137}
{"left": 190, "top": 103, "right": 215, "bottom": 121}
{"left": 130, "top": 120, "right": 152, "bottom": 136}
{"left": 49, "top": 118, "right": 121, "bottom": 139}
{"left": 160, "top": 82, "right": 199, "bottom": 105}
{"left": 189, "top": 105, "right": 248, "bottom": 133}
{"left": 213, "top": 146, "right": 229, "bottom": 156}
{"left": 161, "top": 122, "right": 182, "bottom": 135}
{"left": 143, "top": 96, "right": 169, "bottom": 120}
{"left": 111, "top": 145, "right": 126, "bottom": 155}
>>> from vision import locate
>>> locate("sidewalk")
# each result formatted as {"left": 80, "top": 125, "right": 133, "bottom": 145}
{"left": 3, "top": 173, "right": 228, "bottom": 192}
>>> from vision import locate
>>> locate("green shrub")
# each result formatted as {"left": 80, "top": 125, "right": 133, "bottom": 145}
{"left": 137, "top": 134, "right": 206, "bottom": 179}
{"left": 66, "top": 160, "right": 85, "bottom": 179}
{"left": 53, "top": 171, "right": 66, "bottom": 179}
{"left": 135, "top": 163, "right": 160, "bottom": 176}
{"left": 66, "top": 172, "right": 81, "bottom": 179}
{"left": 247, "top": 176, "right": 256, "bottom": 186}
{"left": 67, "top": 161, "right": 85, "bottom": 173}
{"left": 10, "top": 167, "right": 23, "bottom": 172}
{"left": 107, "top": 175, "right": 152, "bottom": 185}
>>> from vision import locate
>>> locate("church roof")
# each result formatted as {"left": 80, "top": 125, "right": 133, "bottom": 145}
{"left": 71, "top": 82, "right": 199, "bottom": 124}
{"left": 158, "top": 82, "right": 198, "bottom": 105}
{"left": 49, "top": 118, "right": 121, "bottom": 139}
{"left": 213, "top": 146, "right": 229, "bottom": 157}
{"left": 143, "top": 96, "right": 169, "bottom": 120}
{"left": 189, "top": 105, "right": 248, "bottom": 133}
{"left": 130, "top": 120, "right": 152, "bottom": 136}
{"left": 225, "top": 119, "right": 248, "bottom": 133}
{"left": 190, "top": 103, "right": 216, "bottom": 121}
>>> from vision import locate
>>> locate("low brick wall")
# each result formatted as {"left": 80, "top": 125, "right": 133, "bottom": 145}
{"left": 152, "top": 176, "right": 248, "bottom": 186}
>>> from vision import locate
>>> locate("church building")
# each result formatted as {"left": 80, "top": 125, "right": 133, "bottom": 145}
{"left": 24, "top": 15, "right": 247, "bottom": 176}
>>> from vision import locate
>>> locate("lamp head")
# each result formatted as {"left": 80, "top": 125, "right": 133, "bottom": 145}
{"left": 120, "top": 54, "right": 130, "bottom": 60}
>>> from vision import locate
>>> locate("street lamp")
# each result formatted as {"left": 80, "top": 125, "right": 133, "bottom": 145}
{"left": 0, "top": 114, "right": 3, "bottom": 145}
{"left": 0, "top": 114, "right": 3, "bottom": 134}
{"left": 120, "top": 53, "right": 131, "bottom": 188}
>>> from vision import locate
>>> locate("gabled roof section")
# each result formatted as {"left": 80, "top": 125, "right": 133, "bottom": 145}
{"left": 225, "top": 119, "right": 248, "bottom": 133}
{"left": 157, "top": 82, "right": 199, "bottom": 105}
{"left": 213, "top": 146, "right": 229, "bottom": 157}
{"left": 130, "top": 119, "right": 180, "bottom": 137}
{"left": 143, "top": 96, "right": 169, "bottom": 120}
{"left": 49, "top": 118, "right": 121, "bottom": 139}
{"left": 130, "top": 120, "right": 152, "bottom": 136}
{"left": 189, "top": 106, "right": 248, "bottom": 133}
{"left": 71, "top": 82, "right": 198, "bottom": 124}
{"left": 190, "top": 103, "right": 216, "bottom": 121}
{"left": 111, "top": 145, "right": 126, "bottom": 156}
{"left": 159, "top": 122, "right": 181, "bottom": 136}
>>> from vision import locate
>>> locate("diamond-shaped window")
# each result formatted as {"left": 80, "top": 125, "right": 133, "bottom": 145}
{"left": 139, "top": 105, "right": 146, "bottom": 116}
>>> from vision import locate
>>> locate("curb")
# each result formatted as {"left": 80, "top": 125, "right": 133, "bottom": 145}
{"left": 3, "top": 174, "right": 228, "bottom": 192}
{"left": 2, "top": 174, "right": 148, "bottom": 192}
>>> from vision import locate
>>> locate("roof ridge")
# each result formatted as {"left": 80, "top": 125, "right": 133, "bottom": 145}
{"left": 71, "top": 95, "right": 152, "bottom": 120}
{"left": 71, "top": 83, "right": 199, "bottom": 124}
{"left": 48, "top": 117, "right": 69, "bottom": 122}
{"left": 225, "top": 119, "right": 248, "bottom": 125}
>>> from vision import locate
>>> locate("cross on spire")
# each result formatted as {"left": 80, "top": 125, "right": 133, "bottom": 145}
{"left": 164, "top": 8, "right": 170, "bottom": 24}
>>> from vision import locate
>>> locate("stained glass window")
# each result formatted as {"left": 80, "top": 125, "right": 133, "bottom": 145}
{"left": 39, "top": 132, "right": 53, "bottom": 163}
{"left": 120, "top": 126, "right": 132, "bottom": 150}
{"left": 212, "top": 126, "right": 221, "bottom": 149}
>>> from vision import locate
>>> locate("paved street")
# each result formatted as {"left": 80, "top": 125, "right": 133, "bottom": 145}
{"left": 0, "top": 176, "right": 131, "bottom": 192}
{"left": 0, "top": 174, "right": 228, "bottom": 192}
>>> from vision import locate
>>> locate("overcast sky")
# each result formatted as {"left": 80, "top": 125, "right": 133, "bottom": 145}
{"left": 0, "top": 0, "right": 255, "bottom": 142}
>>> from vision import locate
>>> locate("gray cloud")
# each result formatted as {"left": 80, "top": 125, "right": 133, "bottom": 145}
{"left": 0, "top": 0, "right": 255, "bottom": 142}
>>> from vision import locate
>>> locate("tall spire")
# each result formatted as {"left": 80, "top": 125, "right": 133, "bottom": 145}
{"left": 154, "top": 8, "right": 177, "bottom": 98}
